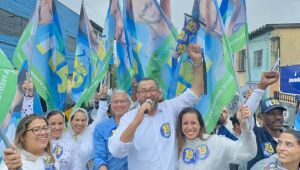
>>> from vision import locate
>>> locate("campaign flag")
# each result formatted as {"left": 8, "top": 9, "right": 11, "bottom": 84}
{"left": 0, "top": 61, "right": 43, "bottom": 162}
{"left": 13, "top": 0, "right": 68, "bottom": 110}
{"left": 110, "top": 0, "right": 134, "bottom": 92}
{"left": 168, "top": 13, "right": 204, "bottom": 99}
{"left": 160, "top": 0, "right": 171, "bottom": 19}
{"left": 123, "top": 0, "right": 177, "bottom": 98}
{"left": 71, "top": 3, "right": 94, "bottom": 108}
{"left": 175, "top": 14, "right": 202, "bottom": 57}
{"left": 0, "top": 49, "right": 17, "bottom": 125}
{"left": 172, "top": 0, "right": 238, "bottom": 133}
{"left": 220, "top": 0, "right": 248, "bottom": 52}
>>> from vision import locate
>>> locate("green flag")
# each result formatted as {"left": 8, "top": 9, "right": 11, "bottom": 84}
{"left": 0, "top": 49, "right": 17, "bottom": 125}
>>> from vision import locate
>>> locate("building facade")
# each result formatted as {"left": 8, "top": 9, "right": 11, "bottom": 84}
{"left": 0, "top": 0, "right": 102, "bottom": 74}
{"left": 237, "top": 23, "right": 300, "bottom": 96}
{"left": 236, "top": 24, "right": 300, "bottom": 128}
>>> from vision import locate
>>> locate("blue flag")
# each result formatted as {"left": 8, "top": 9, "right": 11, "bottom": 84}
{"left": 171, "top": 0, "right": 238, "bottom": 133}
{"left": 71, "top": 2, "right": 93, "bottom": 108}
{"left": 110, "top": 0, "right": 134, "bottom": 92}
{"left": 14, "top": 0, "right": 68, "bottom": 110}
{"left": 220, "top": 0, "right": 248, "bottom": 52}
{"left": 123, "top": 0, "right": 177, "bottom": 98}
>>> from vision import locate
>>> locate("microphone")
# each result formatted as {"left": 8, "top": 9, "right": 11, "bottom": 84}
{"left": 144, "top": 99, "right": 153, "bottom": 114}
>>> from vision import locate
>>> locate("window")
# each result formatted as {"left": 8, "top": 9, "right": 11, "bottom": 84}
{"left": 254, "top": 49, "right": 263, "bottom": 67}
{"left": 66, "top": 35, "right": 76, "bottom": 53}
{"left": 0, "top": 9, "right": 28, "bottom": 37}
{"left": 236, "top": 49, "right": 246, "bottom": 72}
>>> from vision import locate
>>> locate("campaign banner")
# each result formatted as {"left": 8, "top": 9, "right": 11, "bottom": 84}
{"left": 280, "top": 65, "right": 300, "bottom": 94}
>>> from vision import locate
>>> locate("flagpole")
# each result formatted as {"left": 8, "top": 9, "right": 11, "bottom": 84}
{"left": 213, "top": 0, "right": 251, "bottom": 129}
{"left": 0, "top": 128, "right": 23, "bottom": 170}
{"left": 242, "top": 0, "right": 252, "bottom": 89}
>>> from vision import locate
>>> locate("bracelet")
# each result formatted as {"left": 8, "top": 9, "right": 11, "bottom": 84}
{"left": 99, "top": 98, "right": 107, "bottom": 101}
{"left": 193, "top": 62, "right": 203, "bottom": 68}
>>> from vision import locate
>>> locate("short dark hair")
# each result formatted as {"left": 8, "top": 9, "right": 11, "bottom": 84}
{"left": 137, "top": 78, "right": 159, "bottom": 90}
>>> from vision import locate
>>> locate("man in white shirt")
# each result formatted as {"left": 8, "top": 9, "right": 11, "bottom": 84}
{"left": 108, "top": 44, "right": 204, "bottom": 170}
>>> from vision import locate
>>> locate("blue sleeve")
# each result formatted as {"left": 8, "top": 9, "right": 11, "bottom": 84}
{"left": 93, "top": 124, "right": 108, "bottom": 170}
{"left": 218, "top": 126, "right": 238, "bottom": 141}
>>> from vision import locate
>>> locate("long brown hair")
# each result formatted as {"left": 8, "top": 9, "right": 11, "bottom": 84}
{"left": 176, "top": 107, "right": 206, "bottom": 157}
{"left": 14, "top": 114, "right": 55, "bottom": 163}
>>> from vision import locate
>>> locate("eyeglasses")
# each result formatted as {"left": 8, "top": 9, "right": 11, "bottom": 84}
{"left": 111, "top": 99, "right": 129, "bottom": 105}
{"left": 27, "top": 125, "right": 51, "bottom": 135}
{"left": 137, "top": 88, "right": 158, "bottom": 96}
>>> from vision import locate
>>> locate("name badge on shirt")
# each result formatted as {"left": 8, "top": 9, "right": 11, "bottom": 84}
{"left": 160, "top": 123, "right": 171, "bottom": 138}
{"left": 196, "top": 144, "right": 209, "bottom": 160}
{"left": 52, "top": 145, "right": 63, "bottom": 159}
{"left": 44, "top": 155, "right": 56, "bottom": 170}
{"left": 266, "top": 162, "right": 279, "bottom": 170}
{"left": 111, "top": 127, "right": 117, "bottom": 136}
{"left": 182, "top": 148, "right": 196, "bottom": 164}
{"left": 262, "top": 142, "right": 275, "bottom": 157}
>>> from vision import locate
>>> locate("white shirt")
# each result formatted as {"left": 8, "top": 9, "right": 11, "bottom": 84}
{"left": 66, "top": 102, "right": 108, "bottom": 170}
{"left": 108, "top": 89, "right": 199, "bottom": 170}
{"left": 0, "top": 149, "right": 60, "bottom": 170}
{"left": 178, "top": 131, "right": 257, "bottom": 170}
{"left": 245, "top": 89, "right": 265, "bottom": 129}
{"left": 52, "top": 134, "right": 75, "bottom": 170}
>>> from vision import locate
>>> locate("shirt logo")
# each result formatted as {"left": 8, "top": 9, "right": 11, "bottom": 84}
{"left": 111, "top": 127, "right": 117, "bottom": 136}
{"left": 160, "top": 123, "right": 171, "bottom": 138}
{"left": 262, "top": 142, "right": 275, "bottom": 157}
{"left": 196, "top": 144, "right": 209, "bottom": 160}
{"left": 52, "top": 145, "right": 63, "bottom": 159}
{"left": 182, "top": 148, "right": 196, "bottom": 164}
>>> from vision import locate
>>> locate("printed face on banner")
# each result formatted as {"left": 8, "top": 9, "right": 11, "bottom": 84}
{"left": 198, "top": 0, "right": 222, "bottom": 36}
{"left": 39, "top": 0, "right": 53, "bottom": 24}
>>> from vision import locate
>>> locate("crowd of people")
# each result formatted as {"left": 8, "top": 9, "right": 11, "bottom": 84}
{"left": 1, "top": 44, "right": 300, "bottom": 170}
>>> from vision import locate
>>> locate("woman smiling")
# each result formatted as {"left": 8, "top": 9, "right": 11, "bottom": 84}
{"left": 1, "top": 114, "right": 59, "bottom": 170}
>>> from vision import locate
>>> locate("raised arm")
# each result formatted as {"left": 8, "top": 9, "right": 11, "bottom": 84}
{"left": 245, "top": 71, "right": 279, "bottom": 128}
{"left": 224, "top": 105, "right": 257, "bottom": 162}
{"left": 188, "top": 44, "right": 204, "bottom": 97}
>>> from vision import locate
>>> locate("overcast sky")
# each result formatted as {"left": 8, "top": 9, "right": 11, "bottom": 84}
{"left": 58, "top": 0, "right": 300, "bottom": 32}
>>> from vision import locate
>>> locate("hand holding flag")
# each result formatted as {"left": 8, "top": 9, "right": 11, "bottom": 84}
{"left": 187, "top": 44, "right": 203, "bottom": 65}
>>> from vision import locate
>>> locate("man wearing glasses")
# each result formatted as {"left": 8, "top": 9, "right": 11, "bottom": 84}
{"left": 108, "top": 44, "right": 204, "bottom": 170}
{"left": 93, "top": 81, "right": 137, "bottom": 170}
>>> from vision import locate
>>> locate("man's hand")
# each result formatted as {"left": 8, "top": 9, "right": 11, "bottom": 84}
{"left": 236, "top": 105, "right": 251, "bottom": 130}
{"left": 133, "top": 101, "right": 152, "bottom": 125}
{"left": 3, "top": 145, "right": 22, "bottom": 169}
{"left": 120, "top": 100, "right": 152, "bottom": 143}
{"left": 187, "top": 44, "right": 203, "bottom": 65}
{"left": 95, "top": 86, "right": 108, "bottom": 101}
{"left": 257, "top": 71, "right": 279, "bottom": 90}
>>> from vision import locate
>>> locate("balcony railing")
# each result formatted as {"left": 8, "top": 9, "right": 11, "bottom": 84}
{"left": 273, "top": 91, "right": 298, "bottom": 104}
